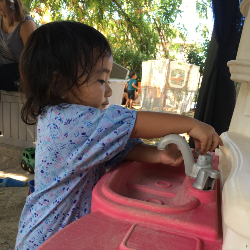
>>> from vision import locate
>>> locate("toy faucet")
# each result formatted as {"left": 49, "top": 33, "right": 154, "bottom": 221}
{"left": 157, "top": 134, "right": 219, "bottom": 190}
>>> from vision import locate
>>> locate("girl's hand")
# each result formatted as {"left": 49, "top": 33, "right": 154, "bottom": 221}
{"left": 125, "top": 143, "right": 183, "bottom": 166}
{"left": 188, "top": 120, "right": 223, "bottom": 154}
{"left": 159, "top": 143, "right": 183, "bottom": 166}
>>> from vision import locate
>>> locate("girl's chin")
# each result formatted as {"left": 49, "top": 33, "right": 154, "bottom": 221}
{"left": 100, "top": 102, "right": 109, "bottom": 110}
{"left": 100, "top": 104, "right": 109, "bottom": 110}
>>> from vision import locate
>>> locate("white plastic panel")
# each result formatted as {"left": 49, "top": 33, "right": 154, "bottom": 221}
{"left": 107, "top": 79, "right": 126, "bottom": 107}
{"left": 219, "top": 132, "right": 250, "bottom": 249}
{"left": 222, "top": 3, "right": 250, "bottom": 248}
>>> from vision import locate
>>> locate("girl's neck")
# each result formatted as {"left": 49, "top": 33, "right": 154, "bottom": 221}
{"left": 1, "top": 15, "right": 19, "bottom": 34}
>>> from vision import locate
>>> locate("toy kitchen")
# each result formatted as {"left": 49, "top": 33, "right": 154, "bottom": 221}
{"left": 38, "top": 0, "right": 250, "bottom": 249}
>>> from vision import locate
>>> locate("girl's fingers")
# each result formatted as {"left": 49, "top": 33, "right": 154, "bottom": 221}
{"left": 205, "top": 136, "right": 213, "bottom": 154}
{"left": 200, "top": 136, "right": 208, "bottom": 154}
{"left": 209, "top": 137, "right": 218, "bottom": 152}
{"left": 209, "top": 133, "right": 223, "bottom": 152}
{"left": 193, "top": 139, "right": 201, "bottom": 151}
{"left": 173, "top": 155, "right": 183, "bottom": 166}
{"left": 161, "top": 144, "right": 184, "bottom": 166}
{"left": 200, "top": 145, "right": 206, "bottom": 154}
{"left": 189, "top": 122, "right": 224, "bottom": 154}
{"left": 218, "top": 136, "right": 224, "bottom": 146}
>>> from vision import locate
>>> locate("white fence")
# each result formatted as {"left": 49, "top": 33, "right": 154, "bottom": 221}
{"left": 0, "top": 90, "right": 37, "bottom": 148}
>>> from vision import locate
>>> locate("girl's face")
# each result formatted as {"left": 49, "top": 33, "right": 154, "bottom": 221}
{"left": 65, "top": 55, "right": 113, "bottom": 110}
{"left": 0, "top": 0, "right": 7, "bottom": 16}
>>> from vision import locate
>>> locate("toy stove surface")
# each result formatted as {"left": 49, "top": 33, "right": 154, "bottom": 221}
{"left": 39, "top": 153, "right": 222, "bottom": 250}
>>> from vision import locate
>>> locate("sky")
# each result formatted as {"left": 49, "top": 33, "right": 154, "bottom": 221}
{"left": 175, "top": 0, "right": 214, "bottom": 43}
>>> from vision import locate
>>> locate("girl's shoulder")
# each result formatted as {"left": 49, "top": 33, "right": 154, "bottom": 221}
{"left": 24, "top": 16, "right": 35, "bottom": 22}
{"left": 41, "top": 104, "right": 135, "bottom": 119}
{"left": 41, "top": 104, "right": 120, "bottom": 118}
{"left": 19, "top": 16, "right": 36, "bottom": 30}
{"left": 128, "top": 79, "right": 136, "bottom": 83}
{"left": 39, "top": 104, "right": 136, "bottom": 131}
{"left": 42, "top": 104, "right": 93, "bottom": 115}
{"left": 17, "top": 16, "right": 35, "bottom": 28}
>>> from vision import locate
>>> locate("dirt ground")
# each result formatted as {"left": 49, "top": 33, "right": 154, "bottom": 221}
{"left": 0, "top": 143, "right": 34, "bottom": 250}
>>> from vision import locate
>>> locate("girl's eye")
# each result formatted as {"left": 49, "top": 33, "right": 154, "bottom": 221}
{"left": 98, "top": 80, "right": 110, "bottom": 84}
{"left": 98, "top": 80, "right": 105, "bottom": 84}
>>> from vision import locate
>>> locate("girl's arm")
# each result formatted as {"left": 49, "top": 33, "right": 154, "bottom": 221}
{"left": 132, "top": 83, "right": 138, "bottom": 90}
{"left": 20, "top": 20, "right": 37, "bottom": 45}
{"left": 130, "top": 111, "right": 223, "bottom": 155}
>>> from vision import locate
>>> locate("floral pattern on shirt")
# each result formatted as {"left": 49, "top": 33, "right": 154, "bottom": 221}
{"left": 15, "top": 104, "right": 141, "bottom": 249}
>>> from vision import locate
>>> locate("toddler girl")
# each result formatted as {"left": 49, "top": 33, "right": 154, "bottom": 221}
{"left": 15, "top": 21, "right": 222, "bottom": 249}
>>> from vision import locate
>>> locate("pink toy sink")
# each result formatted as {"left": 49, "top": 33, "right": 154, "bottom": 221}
{"left": 39, "top": 153, "right": 222, "bottom": 250}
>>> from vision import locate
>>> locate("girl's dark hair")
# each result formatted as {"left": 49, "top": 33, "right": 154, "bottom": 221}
{"left": 5, "top": 0, "right": 28, "bottom": 26}
{"left": 20, "top": 21, "right": 112, "bottom": 125}
{"left": 129, "top": 71, "right": 136, "bottom": 79}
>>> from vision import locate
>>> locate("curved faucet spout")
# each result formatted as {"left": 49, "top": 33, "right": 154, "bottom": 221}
{"left": 157, "top": 134, "right": 195, "bottom": 177}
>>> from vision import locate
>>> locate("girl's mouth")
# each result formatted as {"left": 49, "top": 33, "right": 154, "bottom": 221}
{"left": 101, "top": 102, "right": 109, "bottom": 110}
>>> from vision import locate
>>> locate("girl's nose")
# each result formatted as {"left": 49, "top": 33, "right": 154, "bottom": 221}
{"left": 105, "top": 81, "right": 112, "bottom": 97}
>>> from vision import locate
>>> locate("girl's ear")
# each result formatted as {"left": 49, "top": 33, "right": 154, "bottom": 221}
{"left": 61, "top": 93, "right": 68, "bottom": 100}
{"left": 52, "top": 71, "right": 68, "bottom": 99}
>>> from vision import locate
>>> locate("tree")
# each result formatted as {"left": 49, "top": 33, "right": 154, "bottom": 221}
{"left": 183, "top": 0, "right": 212, "bottom": 74}
{"left": 23, "top": 0, "right": 211, "bottom": 81}
{"left": 183, "top": 38, "right": 210, "bottom": 74}
{"left": 23, "top": 0, "right": 183, "bottom": 80}
{"left": 196, "top": 0, "right": 211, "bottom": 19}
{"left": 23, "top": 0, "right": 182, "bottom": 55}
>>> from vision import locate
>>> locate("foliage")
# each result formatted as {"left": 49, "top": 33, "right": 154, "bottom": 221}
{"left": 22, "top": 0, "right": 211, "bottom": 80}
{"left": 183, "top": 20, "right": 211, "bottom": 74}
{"left": 196, "top": 0, "right": 212, "bottom": 19}
{"left": 183, "top": 39, "right": 210, "bottom": 74}
{"left": 182, "top": 0, "right": 211, "bottom": 74}
{"left": 22, "top": 0, "right": 185, "bottom": 79}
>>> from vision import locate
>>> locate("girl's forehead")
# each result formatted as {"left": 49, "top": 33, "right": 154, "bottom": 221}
{"left": 94, "top": 55, "right": 113, "bottom": 73}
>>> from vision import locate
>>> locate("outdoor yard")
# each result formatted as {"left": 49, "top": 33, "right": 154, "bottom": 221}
{"left": 1, "top": 0, "right": 246, "bottom": 248}
{"left": 0, "top": 144, "right": 33, "bottom": 250}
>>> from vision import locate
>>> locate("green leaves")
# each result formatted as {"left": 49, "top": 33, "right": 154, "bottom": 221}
{"left": 23, "top": 0, "right": 211, "bottom": 79}
{"left": 23, "top": 0, "right": 184, "bottom": 56}
{"left": 196, "top": 0, "right": 211, "bottom": 19}
{"left": 183, "top": 38, "right": 210, "bottom": 74}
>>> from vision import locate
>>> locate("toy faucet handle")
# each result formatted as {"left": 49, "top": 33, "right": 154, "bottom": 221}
{"left": 194, "top": 150, "right": 213, "bottom": 167}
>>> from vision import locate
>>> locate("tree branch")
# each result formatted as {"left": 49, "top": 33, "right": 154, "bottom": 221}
{"left": 111, "top": 0, "right": 142, "bottom": 38}
{"left": 153, "top": 18, "right": 168, "bottom": 58}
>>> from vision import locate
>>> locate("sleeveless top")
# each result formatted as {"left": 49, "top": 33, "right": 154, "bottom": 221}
{"left": 0, "top": 16, "right": 34, "bottom": 65}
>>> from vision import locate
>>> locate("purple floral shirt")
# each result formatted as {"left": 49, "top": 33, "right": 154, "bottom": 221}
{"left": 15, "top": 104, "right": 141, "bottom": 249}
